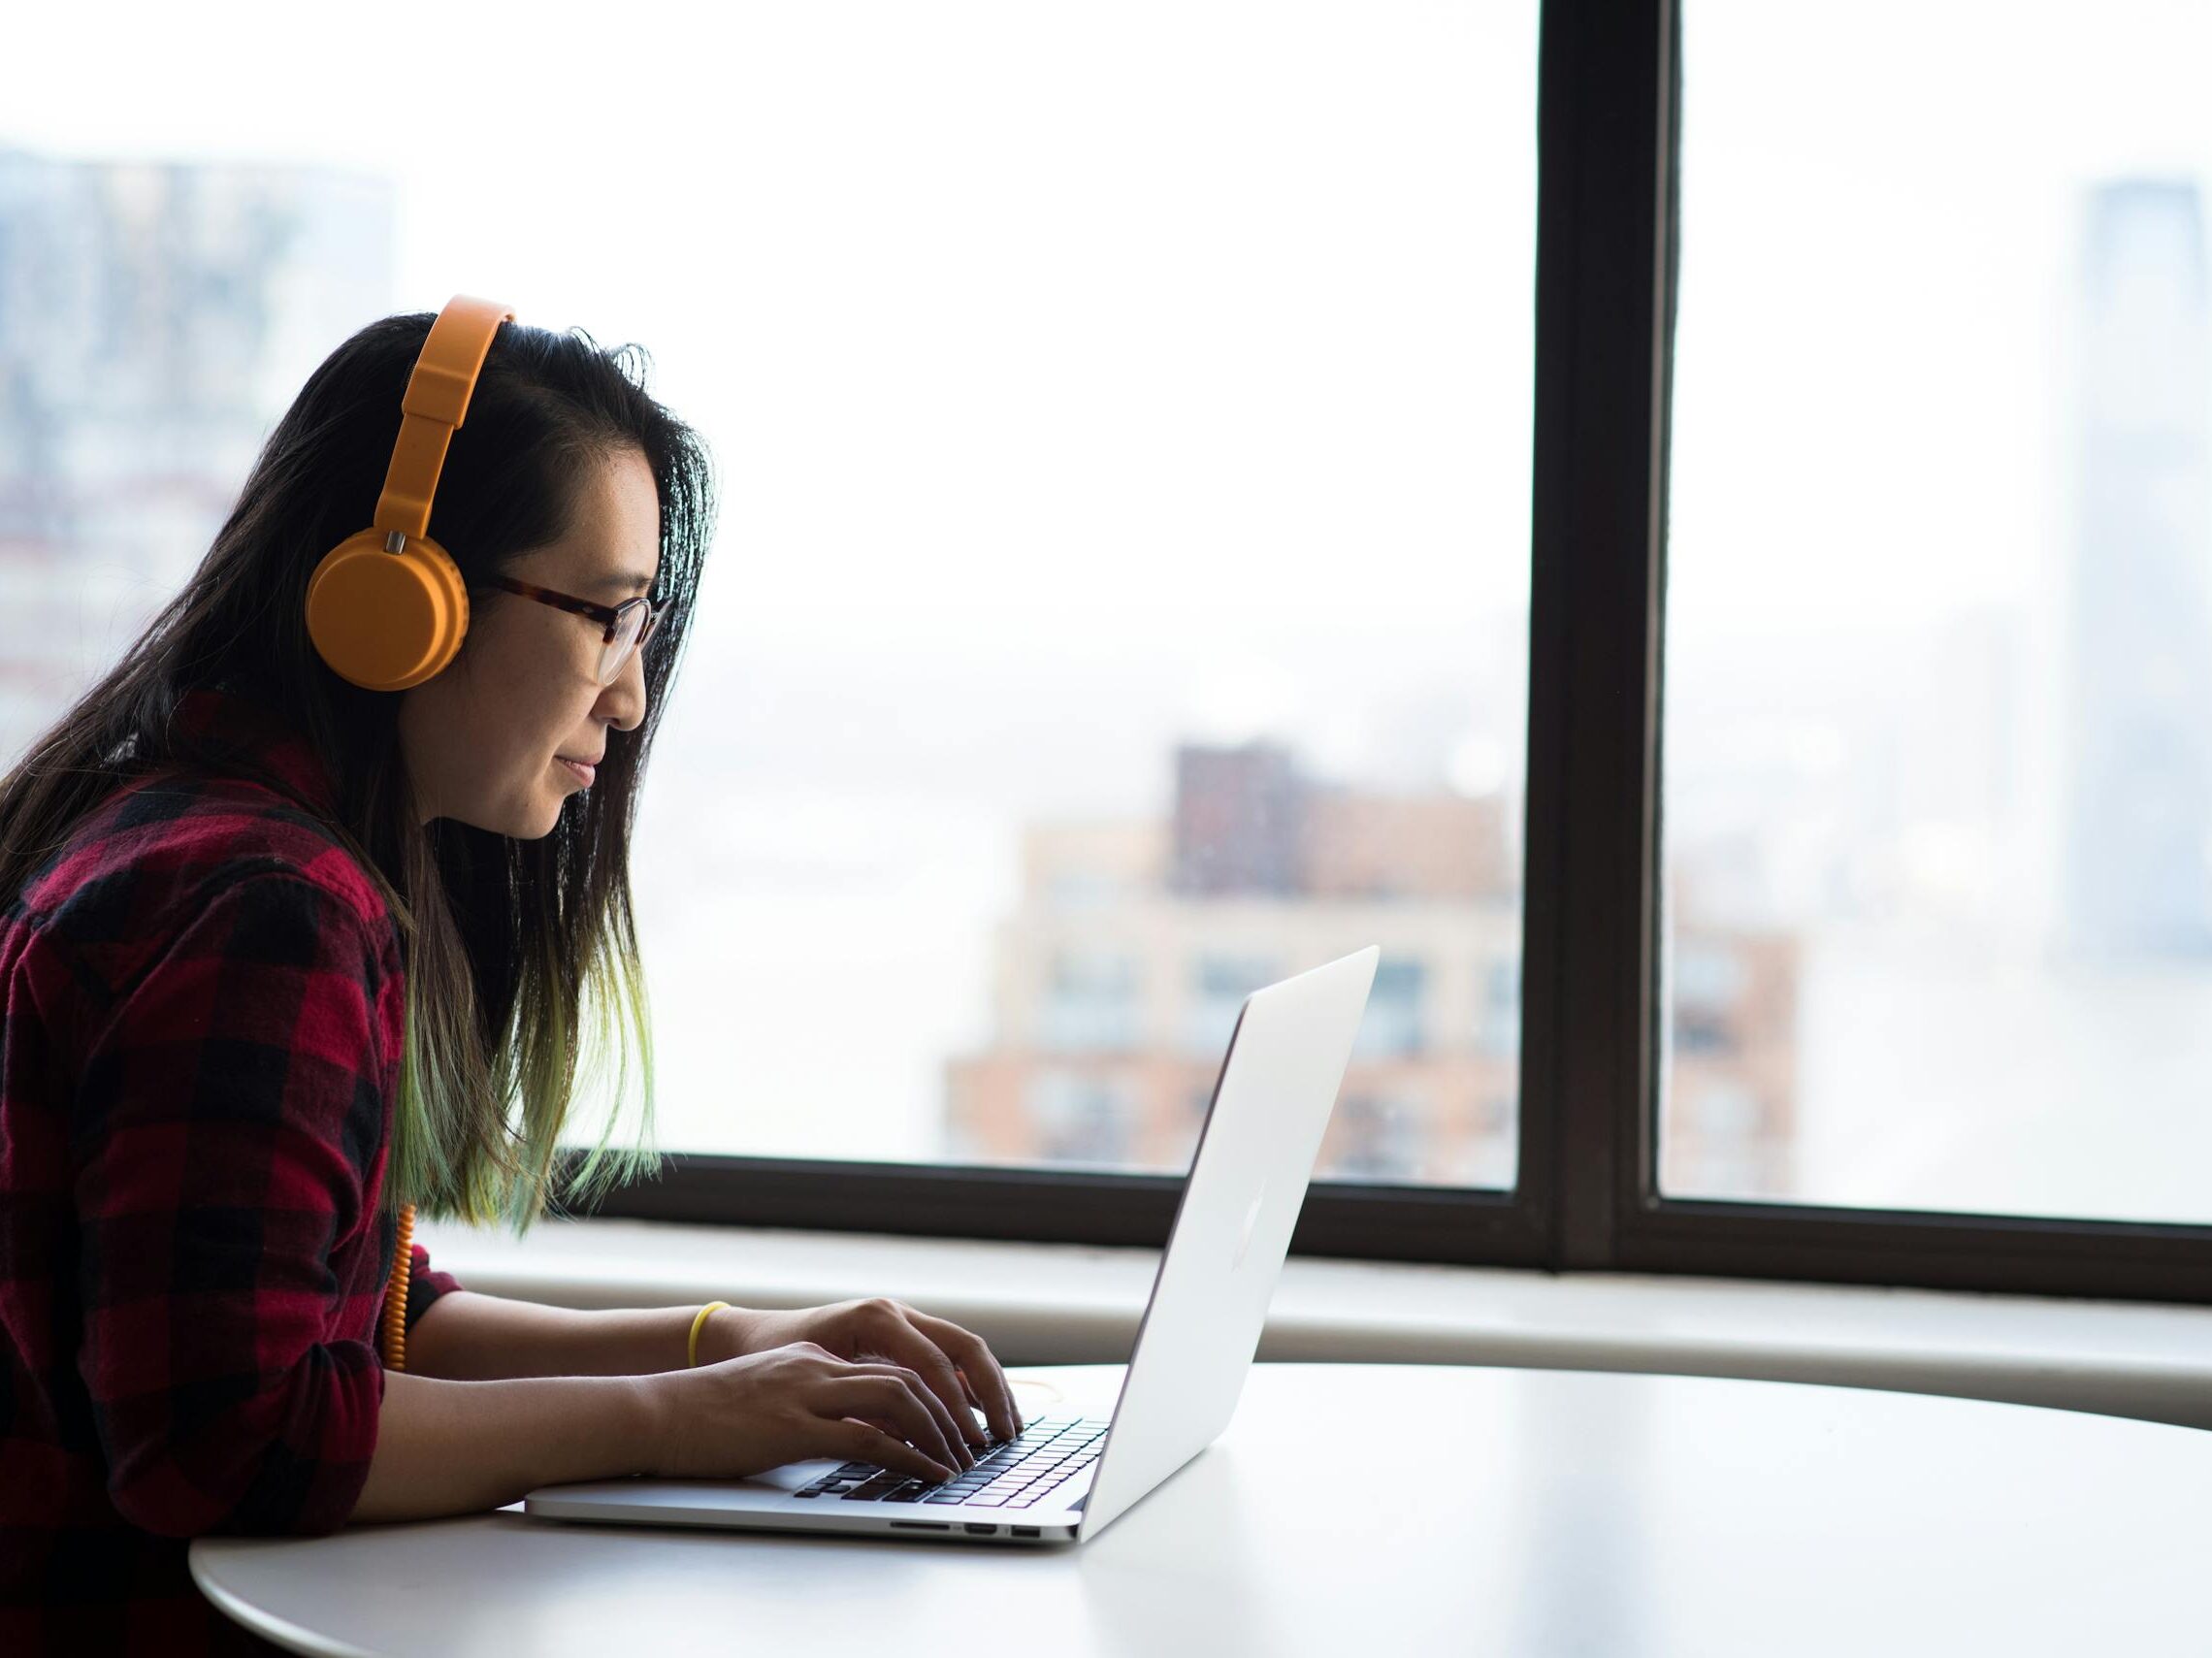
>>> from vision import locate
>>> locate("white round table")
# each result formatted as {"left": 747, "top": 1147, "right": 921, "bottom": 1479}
{"left": 192, "top": 1361, "right": 2212, "bottom": 1656}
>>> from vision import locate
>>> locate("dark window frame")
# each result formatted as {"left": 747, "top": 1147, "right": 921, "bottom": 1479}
{"left": 570, "top": 0, "right": 2212, "bottom": 1307}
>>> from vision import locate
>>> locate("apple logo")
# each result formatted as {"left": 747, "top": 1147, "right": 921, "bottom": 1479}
{"left": 1231, "top": 1188, "right": 1265, "bottom": 1271}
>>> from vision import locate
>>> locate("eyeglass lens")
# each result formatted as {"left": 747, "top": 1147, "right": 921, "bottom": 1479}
{"left": 598, "top": 602, "right": 657, "bottom": 684}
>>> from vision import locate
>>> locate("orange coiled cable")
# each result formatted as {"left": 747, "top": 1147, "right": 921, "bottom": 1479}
{"left": 379, "top": 1202, "right": 415, "bottom": 1372}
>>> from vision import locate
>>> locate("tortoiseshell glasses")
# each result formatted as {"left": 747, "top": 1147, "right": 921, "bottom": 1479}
{"left": 481, "top": 576, "right": 668, "bottom": 686}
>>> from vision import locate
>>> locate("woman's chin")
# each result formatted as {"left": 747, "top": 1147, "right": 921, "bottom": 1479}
{"left": 451, "top": 796, "right": 567, "bottom": 840}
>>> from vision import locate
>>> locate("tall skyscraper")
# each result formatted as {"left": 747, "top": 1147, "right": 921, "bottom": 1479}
{"left": 2063, "top": 178, "right": 2212, "bottom": 958}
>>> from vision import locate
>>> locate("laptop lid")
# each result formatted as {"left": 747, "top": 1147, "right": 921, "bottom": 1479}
{"left": 1074, "top": 945, "right": 1380, "bottom": 1540}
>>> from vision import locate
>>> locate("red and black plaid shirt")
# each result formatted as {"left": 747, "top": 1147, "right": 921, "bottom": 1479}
{"left": 0, "top": 685, "right": 464, "bottom": 1655}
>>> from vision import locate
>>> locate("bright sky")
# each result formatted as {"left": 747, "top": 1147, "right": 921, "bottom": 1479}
{"left": 12, "top": 0, "right": 2209, "bottom": 662}
{"left": 12, "top": 2, "right": 2205, "bottom": 650}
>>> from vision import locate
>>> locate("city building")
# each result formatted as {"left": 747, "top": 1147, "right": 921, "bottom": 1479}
{"left": 947, "top": 739, "right": 1799, "bottom": 1195}
{"left": 2063, "top": 177, "right": 2212, "bottom": 959}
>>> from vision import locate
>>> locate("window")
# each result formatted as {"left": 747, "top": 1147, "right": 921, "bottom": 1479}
{"left": 1, "top": 4, "right": 1536, "bottom": 1197}
{"left": 1522, "top": 0, "right": 2211, "bottom": 1302}
{"left": 1663, "top": 0, "right": 2212, "bottom": 1227}
{"left": 11, "top": 1, "right": 2208, "bottom": 1301}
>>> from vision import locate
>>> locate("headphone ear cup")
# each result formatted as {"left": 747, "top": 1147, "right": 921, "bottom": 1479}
{"left": 306, "top": 530, "right": 472, "bottom": 691}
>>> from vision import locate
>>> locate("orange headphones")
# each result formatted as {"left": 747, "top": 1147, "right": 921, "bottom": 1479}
{"left": 307, "top": 293, "right": 517, "bottom": 1371}
{"left": 305, "top": 293, "right": 515, "bottom": 693}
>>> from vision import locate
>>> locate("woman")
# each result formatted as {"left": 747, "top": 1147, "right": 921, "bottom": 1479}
{"left": 0, "top": 297, "right": 1020, "bottom": 1655}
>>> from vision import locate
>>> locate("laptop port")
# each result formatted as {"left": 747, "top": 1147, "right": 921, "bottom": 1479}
{"left": 889, "top": 1521, "right": 951, "bottom": 1531}
{"left": 1013, "top": 1526, "right": 1042, "bottom": 1538}
{"left": 962, "top": 1523, "right": 996, "bottom": 1535}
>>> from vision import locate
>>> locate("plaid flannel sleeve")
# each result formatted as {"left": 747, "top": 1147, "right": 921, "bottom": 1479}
{"left": 404, "top": 1240, "right": 465, "bottom": 1334}
{"left": 70, "top": 869, "right": 395, "bottom": 1540}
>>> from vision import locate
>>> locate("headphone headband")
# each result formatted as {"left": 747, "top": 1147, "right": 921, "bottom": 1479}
{"left": 373, "top": 295, "right": 516, "bottom": 542}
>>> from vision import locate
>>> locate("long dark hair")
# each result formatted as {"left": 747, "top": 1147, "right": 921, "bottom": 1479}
{"left": 0, "top": 310, "right": 715, "bottom": 1235}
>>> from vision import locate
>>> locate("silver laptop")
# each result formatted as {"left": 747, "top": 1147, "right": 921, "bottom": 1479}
{"left": 521, "top": 944, "right": 1381, "bottom": 1546}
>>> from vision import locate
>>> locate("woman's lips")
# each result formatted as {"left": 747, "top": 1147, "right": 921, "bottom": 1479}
{"left": 558, "top": 757, "right": 596, "bottom": 786}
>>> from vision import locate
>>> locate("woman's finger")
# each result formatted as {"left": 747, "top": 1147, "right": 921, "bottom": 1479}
{"left": 906, "top": 1311, "right": 1025, "bottom": 1439}
{"left": 857, "top": 1326, "right": 989, "bottom": 1450}
{"left": 845, "top": 1358, "right": 978, "bottom": 1466}
{"left": 835, "top": 1417, "right": 953, "bottom": 1484}
{"left": 819, "top": 1375, "right": 964, "bottom": 1475}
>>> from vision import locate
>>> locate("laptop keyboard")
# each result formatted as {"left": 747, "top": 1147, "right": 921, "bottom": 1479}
{"left": 792, "top": 1413, "right": 1107, "bottom": 1510}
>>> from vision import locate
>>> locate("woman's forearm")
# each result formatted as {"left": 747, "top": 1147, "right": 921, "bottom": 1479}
{"left": 403, "top": 1289, "right": 748, "bottom": 1381}
{"left": 352, "top": 1367, "right": 665, "bottom": 1523}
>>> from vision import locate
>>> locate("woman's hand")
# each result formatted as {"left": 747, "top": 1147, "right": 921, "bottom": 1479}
{"left": 700, "top": 1297, "right": 1024, "bottom": 1449}
{"left": 649, "top": 1340, "right": 972, "bottom": 1485}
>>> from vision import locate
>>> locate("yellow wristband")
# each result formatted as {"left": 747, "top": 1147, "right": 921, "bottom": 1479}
{"left": 689, "top": 1300, "right": 731, "bottom": 1369}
